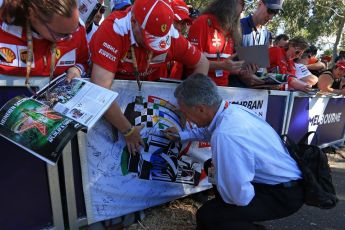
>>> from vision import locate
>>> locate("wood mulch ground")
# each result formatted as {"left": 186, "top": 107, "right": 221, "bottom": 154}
{"left": 126, "top": 194, "right": 211, "bottom": 230}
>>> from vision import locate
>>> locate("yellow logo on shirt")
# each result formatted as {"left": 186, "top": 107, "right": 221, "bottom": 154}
{"left": 0, "top": 47, "right": 16, "bottom": 63}
{"left": 55, "top": 49, "right": 61, "bottom": 60}
{"left": 161, "top": 24, "right": 167, "bottom": 33}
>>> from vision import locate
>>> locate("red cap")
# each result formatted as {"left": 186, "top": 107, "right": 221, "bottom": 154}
{"left": 336, "top": 60, "right": 345, "bottom": 70}
{"left": 171, "top": 0, "right": 192, "bottom": 23}
{"left": 132, "top": 0, "right": 174, "bottom": 54}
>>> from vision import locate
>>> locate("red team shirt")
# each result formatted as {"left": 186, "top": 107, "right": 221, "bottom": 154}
{"left": 0, "top": 20, "right": 88, "bottom": 77}
{"left": 188, "top": 14, "right": 235, "bottom": 86}
{"left": 90, "top": 9, "right": 201, "bottom": 81}
{"left": 268, "top": 47, "right": 296, "bottom": 76}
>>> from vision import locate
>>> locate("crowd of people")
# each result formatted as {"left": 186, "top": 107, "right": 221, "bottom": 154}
{"left": 0, "top": 0, "right": 343, "bottom": 229}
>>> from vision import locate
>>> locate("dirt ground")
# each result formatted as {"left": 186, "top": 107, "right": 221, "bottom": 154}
{"left": 124, "top": 148, "right": 345, "bottom": 230}
{"left": 126, "top": 196, "right": 203, "bottom": 230}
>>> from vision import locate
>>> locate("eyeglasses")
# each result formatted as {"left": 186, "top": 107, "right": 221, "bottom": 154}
{"left": 266, "top": 8, "right": 280, "bottom": 15}
{"left": 99, "top": 6, "right": 106, "bottom": 14}
{"left": 43, "top": 22, "right": 73, "bottom": 41}
{"left": 36, "top": 12, "right": 77, "bottom": 42}
{"left": 294, "top": 49, "right": 303, "bottom": 56}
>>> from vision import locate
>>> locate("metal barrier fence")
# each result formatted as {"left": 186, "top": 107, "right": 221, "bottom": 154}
{"left": 1, "top": 78, "right": 344, "bottom": 229}
{"left": 62, "top": 81, "right": 290, "bottom": 228}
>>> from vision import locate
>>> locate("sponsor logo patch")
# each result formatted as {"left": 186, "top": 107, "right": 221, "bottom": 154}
{"left": 0, "top": 47, "right": 16, "bottom": 63}
{"left": 159, "top": 40, "right": 166, "bottom": 49}
{"left": 161, "top": 24, "right": 167, "bottom": 33}
{"left": 56, "top": 49, "right": 76, "bottom": 66}
{"left": 99, "top": 49, "right": 116, "bottom": 62}
{"left": 55, "top": 49, "right": 61, "bottom": 60}
{"left": 103, "top": 42, "right": 118, "bottom": 54}
{"left": 19, "top": 49, "right": 28, "bottom": 63}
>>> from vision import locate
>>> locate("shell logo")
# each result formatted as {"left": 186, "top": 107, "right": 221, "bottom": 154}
{"left": 0, "top": 47, "right": 16, "bottom": 63}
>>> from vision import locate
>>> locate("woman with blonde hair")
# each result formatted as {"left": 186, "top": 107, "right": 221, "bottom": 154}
{"left": 0, "top": 0, "right": 88, "bottom": 88}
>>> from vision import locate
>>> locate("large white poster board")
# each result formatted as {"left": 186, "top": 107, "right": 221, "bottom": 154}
{"left": 79, "top": 81, "right": 268, "bottom": 224}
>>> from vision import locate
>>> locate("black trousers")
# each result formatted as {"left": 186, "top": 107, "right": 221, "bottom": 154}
{"left": 196, "top": 182, "right": 304, "bottom": 230}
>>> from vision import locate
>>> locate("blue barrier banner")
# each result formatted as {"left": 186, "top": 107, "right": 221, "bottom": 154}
{"left": 287, "top": 96, "right": 345, "bottom": 145}
{"left": 0, "top": 86, "right": 37, "bottom": 107}
{"left": 0, "top": 86, "right": 53, "bottom": 229}
{"left": 266, "top": 95, "right": 288, "bottom": 134}
{"left": 309, "top": 97, "right": 345, "bottom": 145}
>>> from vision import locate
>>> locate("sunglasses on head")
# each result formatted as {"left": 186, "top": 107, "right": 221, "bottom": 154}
{"left": 267, "top": 8, "right": 280, "bottom": 15}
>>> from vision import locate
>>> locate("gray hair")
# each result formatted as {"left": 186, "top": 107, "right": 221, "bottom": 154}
{"left": 174, "top": 74, "right": 222, "bottom": 108}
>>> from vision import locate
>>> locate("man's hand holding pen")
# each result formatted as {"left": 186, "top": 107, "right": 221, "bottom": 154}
{"left": 161, "top": 127, "right": 180, "bottom": 141}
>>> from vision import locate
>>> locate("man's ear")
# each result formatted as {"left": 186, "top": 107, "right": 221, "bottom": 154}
{"left": 194, "top": 104, "right": 206, "bottom": 113}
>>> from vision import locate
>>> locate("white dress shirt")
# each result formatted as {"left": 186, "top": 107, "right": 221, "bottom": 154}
{"left": 180, "top": 101, "right": 302, "bottom": 206}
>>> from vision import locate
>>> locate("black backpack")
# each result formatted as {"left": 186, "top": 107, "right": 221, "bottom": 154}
{"left": 283, "top": 132, "right": 339, "bottom": 209}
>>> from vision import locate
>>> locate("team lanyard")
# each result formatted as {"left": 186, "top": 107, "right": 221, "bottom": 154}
{"left": 130, "top": 45, "right": 153, "bottom": 92}
{"left": 214, "top": 29, "right": 228, "bottom": 61}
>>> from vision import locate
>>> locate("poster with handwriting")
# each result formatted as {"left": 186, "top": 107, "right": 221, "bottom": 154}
{"left": 79, "top": 81, "right": 268, "bottom": 223}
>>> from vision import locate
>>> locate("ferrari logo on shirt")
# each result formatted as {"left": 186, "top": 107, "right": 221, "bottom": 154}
{"left": 161, "top": 24, "right": 167, "bottom": 33}
{"left": 19, "top": 49, "right": 28, "bottom": 63}
{"left": 212, "top": 31, "right": 221, "bottom": 47}
{"left": 55, "top": 49, "right": 61, "bottom": 60}
{"left": 0, "top": 47, "right": 16, "bottom": 63}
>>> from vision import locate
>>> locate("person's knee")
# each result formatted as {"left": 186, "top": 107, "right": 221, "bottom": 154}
{"left": 196, "top": 207, "right": 205, "bottom": 223}
{"left": 196, "top": 204, "right": 211, "bottom": 227}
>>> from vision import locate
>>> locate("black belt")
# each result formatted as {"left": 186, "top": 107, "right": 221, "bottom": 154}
{"left": 274, "top": 180, "right": 303, "bottom": 188}
{"left": 253, "top": 179, "right": 303, "bottom": 189}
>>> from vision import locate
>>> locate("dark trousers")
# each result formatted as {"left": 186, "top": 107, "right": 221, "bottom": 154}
{"left": 196, "top": 182, "right": 304, "bottom": 230}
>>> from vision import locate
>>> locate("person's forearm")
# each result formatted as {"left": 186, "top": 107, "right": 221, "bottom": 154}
{"left": 307, "top": 62, "right": 325, "bottom": 71}
{"left": 209, "top": 60, "right": 245, "bottom": 74}
{"left": 179, "top": 127, "right": 211, "bottom": 142}
{"left": 191, "top": 55, "right": 209, "bottom": 75}
{"left": 209, "top": 60, "right": 224, "bottom": 70}
{"left": 104, "top": 101, "right": 132, "bottom": 133}
{"left": 325, "top": 88, "right": 345, "bottom": 95}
